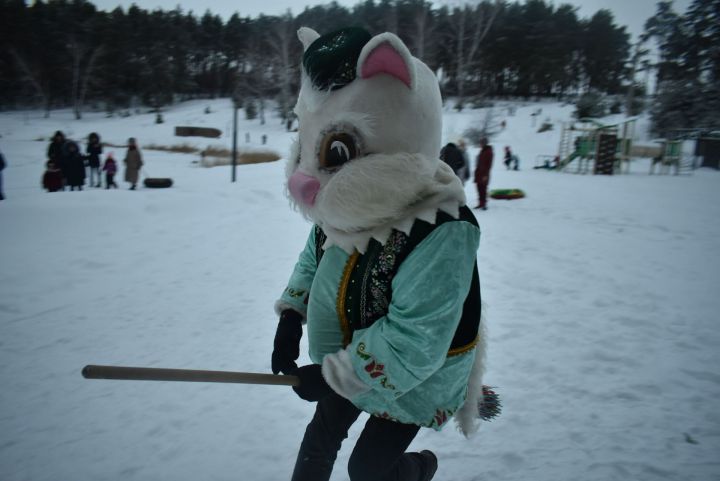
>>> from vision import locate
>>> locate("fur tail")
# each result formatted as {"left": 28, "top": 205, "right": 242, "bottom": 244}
{"left": 454, "top": 320, "right": 487, "bottom": 437}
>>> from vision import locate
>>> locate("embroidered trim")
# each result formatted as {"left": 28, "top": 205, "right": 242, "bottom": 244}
{"left": 362, "top": 232, "right": 407, "bottom": 328}
{"left": 285, "top": 287, "right": 307, "bottom": 299}
{"left": 337, "top": 251, "right": 360, "bottom": 347}
{"left": 356, "top": 342, "right": 396, "bottom": 390}
{"left": 447, "top": 335, "right": 479, "bottom": 357}
{"left": 428, "top": 407, "right": 456, "bottom": 429}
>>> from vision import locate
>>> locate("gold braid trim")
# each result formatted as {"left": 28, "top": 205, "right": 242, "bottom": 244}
{"left": 337, "top": 251, "right": 360, "bottom": 348}
{"left": 337, "top": 250, "right": 478, "bottom": 357}
{"left": 447, "top": 335, "right": 479, "bottom": 357}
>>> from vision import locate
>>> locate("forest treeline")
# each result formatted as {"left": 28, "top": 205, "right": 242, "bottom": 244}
{"left": 0, "top": 0, "right": 630, "bottom": 114}
{"left": 0, "top": 0, "right": 717, "bottom": 135}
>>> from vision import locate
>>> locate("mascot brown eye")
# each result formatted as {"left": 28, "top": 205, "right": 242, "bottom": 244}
{"left": 319, "top": 132, "right": 357, "bottom": 170}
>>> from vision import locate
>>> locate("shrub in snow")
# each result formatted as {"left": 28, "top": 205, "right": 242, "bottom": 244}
{"left": 575, "top": 91, "right": 607, "bottom": 119}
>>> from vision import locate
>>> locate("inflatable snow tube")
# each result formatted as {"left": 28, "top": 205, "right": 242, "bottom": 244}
{"left": 143, "top": 178, "right": 173, "bottom": 188}
{"left": 490, "top": 188, "right": 525, "bottom": 200}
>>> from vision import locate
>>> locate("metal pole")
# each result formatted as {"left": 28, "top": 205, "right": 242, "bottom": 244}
{"left": 231, "top": 102, "right": 238, "bottom": 183}
{"left": 82, "top": 365, "right": 299, "bottom": 387}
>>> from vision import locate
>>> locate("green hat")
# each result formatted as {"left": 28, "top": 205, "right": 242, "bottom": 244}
{"left": 302, "top": 27, "right": 372, "bottom": 91}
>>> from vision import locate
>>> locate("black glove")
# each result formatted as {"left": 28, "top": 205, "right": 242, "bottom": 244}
{"left": 291, "top": 364, "right": 333, "bottom": 402}
{"left": 271, "top": 309, "right": 303, "bottom": 375}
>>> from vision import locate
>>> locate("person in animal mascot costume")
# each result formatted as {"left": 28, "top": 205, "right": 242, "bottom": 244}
{"left": 271, "top": 26, "right": 493, "bottom": 481}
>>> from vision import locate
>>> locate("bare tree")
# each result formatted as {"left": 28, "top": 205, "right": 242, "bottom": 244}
{"left": 410, "top": 1, "right": 432, "bottom": 59}
{"left": 450, "top": 0, "right": 500, "bottom": 110}
{"left": 69, "top": 39, "right": 104, "bottom": 120}
{"left": 7, "top": 47, "right": 50, "bottom": 117}
{"left": 267, "top": 12, "right": 297, "bottom": 131}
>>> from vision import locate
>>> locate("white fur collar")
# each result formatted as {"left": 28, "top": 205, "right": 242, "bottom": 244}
{"left": 290, "top": 153, "right": 466, "bottom": 254}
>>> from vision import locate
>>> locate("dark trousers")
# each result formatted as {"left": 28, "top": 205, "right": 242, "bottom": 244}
{"left": 291, "top": 392, "right": 426, "bottom": 481}
{"left": 105, "top": 173, "right": 117, "bottom": 189}
{"left": 477, "top": 178, "right": 489, "bottom": 208}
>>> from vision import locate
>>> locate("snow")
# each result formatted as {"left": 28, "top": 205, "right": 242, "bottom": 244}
{"left": 1, "top": 99, "right": 719, "bottom": 481}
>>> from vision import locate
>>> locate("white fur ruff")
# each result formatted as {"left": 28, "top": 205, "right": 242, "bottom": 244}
{"left": 288, "top": 153, "right": 466, "bottom": 254}
{"left": 454, "top": 311, "right": 488, "bottom": 437}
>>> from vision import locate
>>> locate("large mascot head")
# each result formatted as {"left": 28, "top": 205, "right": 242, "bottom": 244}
{"left": 287, "top": 27, "right": 465, "bottom": 254}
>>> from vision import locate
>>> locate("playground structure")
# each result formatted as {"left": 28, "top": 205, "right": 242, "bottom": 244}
{"left": 650, "top": 128, "right": 719, "bottom": 174}
{"left": 649, "top": 139, "right": 685, "bottom": 175}
{"left": 555, "top": 118, "right": 636, "bottom": 175}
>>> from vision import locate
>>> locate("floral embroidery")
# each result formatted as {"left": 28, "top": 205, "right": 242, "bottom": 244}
{"left": 362, "top": 231, "right": 407, "bottom": 326}
{"left": 365, "top": 359, "right": 385, "bottom": 378}
{"left": 428, "top": 408, "right": 455, "bottom": 429}
{"left": 356, "top": 342, "right": 396, "bottom": 390}
{"left": 285, "top": 287, "right": 307, "bottom": 299}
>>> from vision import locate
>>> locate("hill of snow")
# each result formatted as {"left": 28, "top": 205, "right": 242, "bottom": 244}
{"left": 1, "top": 99, "right": 719, "bottom": 481}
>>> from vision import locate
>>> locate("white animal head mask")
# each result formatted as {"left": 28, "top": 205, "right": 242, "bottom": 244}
{"left": 286, "top": 27, "right": 465, "bottom": 254}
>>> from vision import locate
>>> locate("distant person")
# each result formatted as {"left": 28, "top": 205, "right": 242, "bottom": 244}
{"left": 457, "top": 139, "right": 471, "bottom": 183}
{"left": 474, "top": 137, "right": 493, "bottom": 210}
{"left": 504, "top": 146, "right": 519, "bottom": 171}
{"left": 439, "top": 141, "right": 469, "bottom": 185}
{"left": 0, "top": 148, "right": 5, "bottom": 200}
{"left": 47, "top": 131, "right": 67, "bottom": 187}
{"left": 86, "top": 132, "right": 103, "bottom": 188}
{"left": 42, "top": 160, "right": 64, "bottom": 192}
{"left": 64, "top": 141, "right": 86, "bottom": 191}
{"left": 123, "top": 137, "right": 143, "bottom": 190}
{"left": 102, "top": 153, "right": 118, "bottom": 189}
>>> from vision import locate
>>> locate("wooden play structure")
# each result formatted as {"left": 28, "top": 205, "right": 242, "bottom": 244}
{"left": 650, "top": 128, "right": 720, "bottom": 174}
{"left": 556, "top": 118, "right": 636, "bottom": 175}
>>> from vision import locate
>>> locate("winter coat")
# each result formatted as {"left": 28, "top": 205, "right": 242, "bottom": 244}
{"left": 124, "top": 148, "right": 142, "bottom": 184}
{"left": 103, "top": 158, "right": 117, "bottom": 175}
{"left": 86, "top": 141, "right": 103, "bottom": 168}
{"left": 48, "top": 140, "right": 67, "bottom": 174}
{"left": 43, "top": 168, "right": 64, "bottom": 192}
{"left": 277, "top": 209, "right": 481, "bottom": 430}
{"left": 440, "top": 143, "right": 469, "bottom": 181}
{"left": 0, "top": 150, "right": 5, "bottom": 171}
{"left": 474, "top": 145, "right": 493, "bottom": 183}
{"left": 64, "top": 143, "right": 86, "bottom": 187}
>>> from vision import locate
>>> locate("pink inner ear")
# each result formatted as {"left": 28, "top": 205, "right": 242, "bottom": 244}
{"left": 360, "top": 43, "right": 411, "bottom": 88}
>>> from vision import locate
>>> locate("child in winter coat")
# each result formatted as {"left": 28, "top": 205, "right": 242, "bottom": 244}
{"left": 102, "top": 153, "right": 118, "bottom": 189}
{"left": 42, "top": 160, "right": 64, "bottom": 192}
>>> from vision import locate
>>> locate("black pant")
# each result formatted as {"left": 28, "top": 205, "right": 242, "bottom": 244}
{"left": 291, "top": 392, "right": 426, "bottom": 481}
{"left": 106, "top": 173, "right": 117, "bottom": 188}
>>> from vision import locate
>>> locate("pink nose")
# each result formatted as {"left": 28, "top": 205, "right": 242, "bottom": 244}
{"left": 288, "top": 171, "right": 321, "bottom": 207}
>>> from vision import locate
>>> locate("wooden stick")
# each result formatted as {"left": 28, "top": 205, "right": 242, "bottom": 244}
{"left": 82, "top": 365, "right": 300, "bottom": 387}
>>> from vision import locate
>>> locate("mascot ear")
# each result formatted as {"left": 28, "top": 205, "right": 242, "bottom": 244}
{"left": 297, "top": 27, "right": 320, "bottom": 52}
{"left": 357, "top": 33, "right": 415, "bottom": 89}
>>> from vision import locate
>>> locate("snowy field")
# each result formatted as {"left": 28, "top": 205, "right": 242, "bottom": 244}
{"left": 1, "top": 99, "right": 719, "bottom": 481}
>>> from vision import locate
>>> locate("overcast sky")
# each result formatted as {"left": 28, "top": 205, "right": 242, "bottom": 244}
{"left": 90, "top": 0, "right": 692, "bottom": 42}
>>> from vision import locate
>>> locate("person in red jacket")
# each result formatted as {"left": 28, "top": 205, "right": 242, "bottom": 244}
{"left": 42, "top": 160, "right": 64, "bottom": 192}
{"left": 474, "top": 137, "right": 493, "bottom": 210}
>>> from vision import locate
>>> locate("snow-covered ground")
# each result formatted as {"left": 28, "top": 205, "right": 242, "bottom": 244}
{"left": 1, "top": 99, "right": 719, "bottom": 481}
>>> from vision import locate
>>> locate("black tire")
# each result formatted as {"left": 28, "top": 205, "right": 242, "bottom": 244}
{"left": 144, "top": 178, "right": 173, "bottom": 188}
